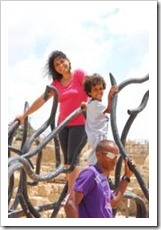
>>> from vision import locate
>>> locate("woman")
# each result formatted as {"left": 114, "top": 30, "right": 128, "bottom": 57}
{"left": 15, "top": 50, "right": 88, "bottom": 198}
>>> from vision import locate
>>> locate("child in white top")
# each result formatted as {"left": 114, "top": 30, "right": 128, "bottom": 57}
{"left": 81, "top": 73, "right": 118, "bottom": 165}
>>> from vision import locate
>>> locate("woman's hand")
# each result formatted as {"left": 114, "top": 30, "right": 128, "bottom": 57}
{"left": 14, "top": 114, "right": 26, "bottom": 124}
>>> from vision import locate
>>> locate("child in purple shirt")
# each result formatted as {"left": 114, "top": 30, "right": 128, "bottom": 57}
{"left": 74, "top": 164, "right": 114, "bottom": 218}
{"left": 65, "top": 140, "right": 135, "bottom": 218}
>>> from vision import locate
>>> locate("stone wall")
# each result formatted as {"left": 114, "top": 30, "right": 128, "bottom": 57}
{"left": 9, "top": 139, "right": 149, "bottom": 218}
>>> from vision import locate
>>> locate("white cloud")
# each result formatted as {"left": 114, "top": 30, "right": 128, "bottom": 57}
{"left": 106, "top": 5, "right": 151, "bottom": 35}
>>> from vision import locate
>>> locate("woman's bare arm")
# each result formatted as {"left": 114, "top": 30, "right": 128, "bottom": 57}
{"left": 15, "top": 93, "right": 53, "bottom": 123}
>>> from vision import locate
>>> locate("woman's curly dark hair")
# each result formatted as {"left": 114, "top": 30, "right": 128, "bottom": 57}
{"left": 46, "top": 50, "right": 71, "bottom": 81}
{"left": 83, "top": 73, "right": 106, "bottom": 97}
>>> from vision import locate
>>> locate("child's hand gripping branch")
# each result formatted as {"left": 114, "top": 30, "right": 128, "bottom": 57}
{"left": 103, "top": 85, "right": 119, "bottom": 114}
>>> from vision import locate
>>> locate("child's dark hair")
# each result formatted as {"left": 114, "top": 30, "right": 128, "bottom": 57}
{"left": 46, "top": 50, "right": 71, "bottom": 80}
{"left": 83, "top": 73, "right": 106, "bottom": 97}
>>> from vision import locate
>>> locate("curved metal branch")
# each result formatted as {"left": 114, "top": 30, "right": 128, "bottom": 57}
{"left": 8, "top": 120, "right": 20, "bottom": 138}
{"left": 118, "top": 74, "right": 149, "bottom": 92}
{"left": 8, "top": 156, "right": 64, "bottom": 181}
{"left": 121, "top": 90, "right": 149, "bottom": 146}
{"left": 124, "top": 190, "right": 147, "bottom": 218}
{"left": 115, "top": 91, "right": 149, "bottom": 189}
{"left": 21, "top": 85, "right": 59, "bottom": 154}
{"left": 21, "top": 107, "right": 83, "bottom": 159}
{"left": 109, "top": 73, "right": 149, "bottom": 200}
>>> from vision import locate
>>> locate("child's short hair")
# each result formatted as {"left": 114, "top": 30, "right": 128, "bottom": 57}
{"left": 83, "top": 73, "right": 106, "bottom": 97}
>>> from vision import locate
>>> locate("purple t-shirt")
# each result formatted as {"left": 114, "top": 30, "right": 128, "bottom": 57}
{"left": 74, "top": 165, "right": 114, "bottom": 218}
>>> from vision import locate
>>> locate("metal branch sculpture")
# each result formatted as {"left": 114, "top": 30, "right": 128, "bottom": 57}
{"left": 8, "top": 73, "right": 149, "bottom": 218}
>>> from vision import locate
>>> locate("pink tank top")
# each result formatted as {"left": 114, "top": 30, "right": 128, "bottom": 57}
{"left": 51, "top": 69, "right": 88, "bottom": 126}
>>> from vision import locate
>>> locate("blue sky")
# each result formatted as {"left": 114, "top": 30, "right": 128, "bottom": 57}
{"left": 3, "top": 1, "right": 157, "bottom": 141}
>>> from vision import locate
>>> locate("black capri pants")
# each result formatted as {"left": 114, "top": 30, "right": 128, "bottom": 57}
{"left": 58, "top": 125, "right": 87, "bottom": 165}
